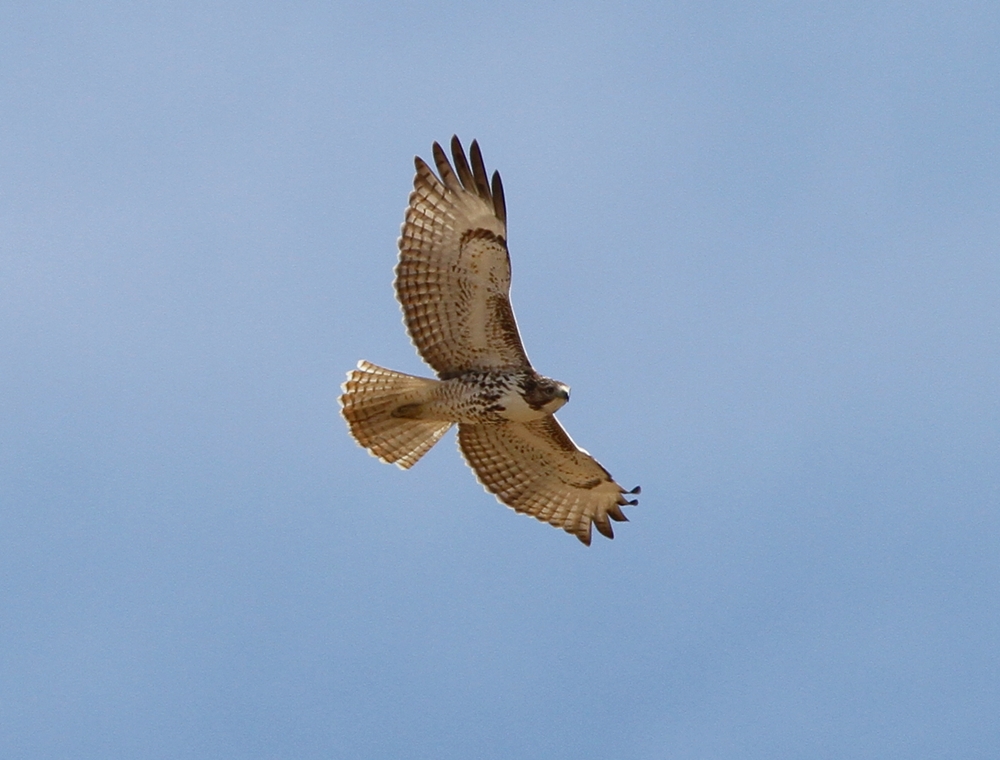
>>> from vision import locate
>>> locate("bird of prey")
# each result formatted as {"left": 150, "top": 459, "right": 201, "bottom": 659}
{"left": 340, "top": 137, "right": 639, "bottom": 544}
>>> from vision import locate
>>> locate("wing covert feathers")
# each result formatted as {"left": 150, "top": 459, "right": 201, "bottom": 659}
{"left": 397, "top": 136, "right": 529, "bottom": 377}
{"left": 458, "top": 416, "right": 638, "bottom": 545}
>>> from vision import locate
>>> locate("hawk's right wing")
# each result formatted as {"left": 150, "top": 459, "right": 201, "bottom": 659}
{"left": 457, "top": 416, "right": 639, "bottom": 545}
{"left": 396, "top": 137, "right": 532, "bottom": 379}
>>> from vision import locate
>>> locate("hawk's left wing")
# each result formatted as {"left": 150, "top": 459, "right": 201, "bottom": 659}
{"left": 396, "top": 137, "right": 532, "bottom": 378}
{"left": 457, "top": 416, "right": 639, "bottom": 545}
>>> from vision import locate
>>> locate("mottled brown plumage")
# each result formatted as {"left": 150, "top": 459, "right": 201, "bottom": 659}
{"left": 340, "top": 137, "right": 638, "bottom": 544}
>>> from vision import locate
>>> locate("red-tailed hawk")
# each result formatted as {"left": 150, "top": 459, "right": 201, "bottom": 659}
{"left": 340, "top": 137, "right": 639, "bottom": 544}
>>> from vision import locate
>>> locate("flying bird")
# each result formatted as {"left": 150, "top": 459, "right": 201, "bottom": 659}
{"left": 340, "top": 137, "right": 639, "bottom": 544}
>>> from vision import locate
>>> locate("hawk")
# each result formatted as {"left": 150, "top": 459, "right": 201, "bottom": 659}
{"left": 340, "top": 137, "right": 639, "bottom": 544}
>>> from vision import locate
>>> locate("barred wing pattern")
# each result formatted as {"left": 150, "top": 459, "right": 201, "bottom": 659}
{"left": 342, "top": 136, "right": 639, "bottom": 544}
{"left": 396, "top": 137, "right": 531, "bottom": 378}
{"left": 458, "top": 416, "right": 638, "bottom": 545}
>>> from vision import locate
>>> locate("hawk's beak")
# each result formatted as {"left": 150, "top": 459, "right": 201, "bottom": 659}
{"left": 557, "top": 385, "right": 570, "bottom": 402}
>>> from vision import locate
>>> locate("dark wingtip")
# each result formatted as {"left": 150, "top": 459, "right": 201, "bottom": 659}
{"left": 491, "top": 170, "right": 506, "bottom": 224}
{"left": 468, "top": 139, "right": 492, "bottom": 199}
{"left": 431, "top": 141, "right": 448, "bottom": 169}
{"left": 594, "top": 518, "right": 615, "bottom": 540}
{"left": 607, "top": 503, "right": 628, "bottom": 522}
{"left": 449, "top": 136, "right": 475, "bottom": 192}
{"left": 615, "top": 485, "right": 640, "bottom": 508}
{"left": 450, "top": 135, "right": 465, "bottom": 166}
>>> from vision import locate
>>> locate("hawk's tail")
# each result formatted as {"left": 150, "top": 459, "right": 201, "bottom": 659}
{"left": 339, "top": 360, "right": 453, "bottom": 469}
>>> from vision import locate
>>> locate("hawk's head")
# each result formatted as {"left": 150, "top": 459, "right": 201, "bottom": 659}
{"left": 494, "top": 372, "right": 571, "bottom": 422}
{"left": 520, "top": 375, "right": 570, "bottom": 415}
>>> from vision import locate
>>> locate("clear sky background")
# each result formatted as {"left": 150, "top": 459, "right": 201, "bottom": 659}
{"left": 2, "top": 2, "right": 998, "bottom": 758}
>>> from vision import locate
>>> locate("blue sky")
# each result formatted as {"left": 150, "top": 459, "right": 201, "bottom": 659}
{"left": 2, "top": 2, "right": 998, "bottom": 758}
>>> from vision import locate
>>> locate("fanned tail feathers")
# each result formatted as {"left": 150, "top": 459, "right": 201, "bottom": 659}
{"left": 339, "top": 361, "right": 452, "bottom": 469}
